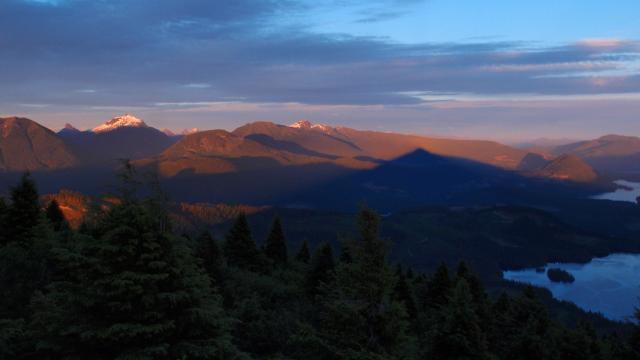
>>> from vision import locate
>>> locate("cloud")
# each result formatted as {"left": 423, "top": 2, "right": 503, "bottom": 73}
{"left": 1, "top": 0, "right": 639, "bottom": 110}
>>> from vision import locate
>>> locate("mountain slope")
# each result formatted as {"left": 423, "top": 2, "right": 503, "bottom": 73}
{"left": 234, "top": 120, "right": 528, "bottom": 170}
{"left": 537, "top": 154, "right": 598, "bottom": 182}
{"left": 551, "top": 134, "right": 640, "bottom": 175}
{"left": 63, "top": 115, "right": 176, "bottom": 165}
{"left": 137, "top": 129, "right": 356, "bottom": 176}
{"left": 0, "top": 117, "right": 76, "bottom": 171}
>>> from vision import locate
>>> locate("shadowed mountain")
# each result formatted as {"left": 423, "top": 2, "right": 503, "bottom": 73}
{"left": 537, "top": 154, "right": 598, "bottom": 182}
{"left": 232, "top": 120, "right": 529, "bottom": 170}
{"left": 61, "top": 128, "right": 176, "bottom": 166}
{"left": 550, "top": 134, "right": 640, "bottom": 176}
{"left": 517, "top": 152, "right": 550, "bottom": 172}
{"left": 0, "top": 117, "right": 76, "bottom": 171}
{"left": 517, "top": 152, "right": 598, "bottom": 183}
{"left": 137, "top": 128, "right": 374, "bottom": 177}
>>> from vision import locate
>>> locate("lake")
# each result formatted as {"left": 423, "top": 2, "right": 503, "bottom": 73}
{"left": 592, "top": 180, "right": 640, "bottom": 203}
{"left": 503, "top": 253, "right": 640, "bottom": 321}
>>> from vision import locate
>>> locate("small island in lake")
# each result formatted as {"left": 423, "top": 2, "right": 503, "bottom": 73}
{"left": 547, "top": 268, "right": 575, "bottom": 283}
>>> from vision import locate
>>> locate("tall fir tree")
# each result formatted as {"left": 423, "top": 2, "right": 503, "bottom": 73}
{"left": 196, "top": 230, "right": 224, "bottom": 284}
{"left": 224, "top": 213, "right": 260, "bottom": 271}
{"left": 422, "top": 263, "right": 452, "bottom": 310}
{"left": 318, "top": 208, "right": 412, "bottom": 359}
{"left": 45, "top": 199, "right": 68, "bottom": 232}
{"left": 6, "top": 173, "right": 41, "bottom": 243}
{"left": 430, "top": 279, "right": 490, "bottom": 360}
{"left": 0, "top": 197, "right": 7, "bottom": 245}
{"left": 0, "top": 174, "right": 53, "bottom": 316}
{"left": 295, "top": 240, "right": 311, "bottom": 263}
{"left": 306, "top": 242, "right": 335, "bottom": 296}
{"left": 264, "top": 217, "right": 287, "bottom": 266}
{"left": 394, "top": 270, "right": 418, "bottom": 320}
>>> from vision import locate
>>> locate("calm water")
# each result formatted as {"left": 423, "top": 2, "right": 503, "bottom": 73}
{"left": 503, "top": 253, "right": 640, "bottom": 321}
{"left": 592, "top": 180, "right": 640, "bottom": 203}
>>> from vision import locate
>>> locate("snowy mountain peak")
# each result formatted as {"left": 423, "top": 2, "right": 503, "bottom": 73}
{"left": 290, "top": 120, "right": 312, "bottom": 129}
{"left": 181, "top": 128, "right": 199, "bottom": 135}
{"left": 63, "top": 123, "right": 79, "bottom": 131}
{"left": 93, "top": 114, "right": 148, "bottom": 133}
{"left": 289, "top": 120, "right": 333, "bottom": 132}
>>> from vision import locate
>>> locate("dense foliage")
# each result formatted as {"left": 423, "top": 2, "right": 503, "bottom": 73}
{"left": 0, "top": 172, "right": 639, "bottom": 359}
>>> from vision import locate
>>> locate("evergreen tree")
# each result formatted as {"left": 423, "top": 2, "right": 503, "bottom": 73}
{"left": 264, "top": 217, "right": 287, "bottom": 266}
{"left": 32, "top": 201, "right": 244, "bottom": 359}
{"left": 295, "top": 240, "right": 311, "bottom": 263}
{"left": 394, "top": 271, "right": 418, "bottom": 319}
{"left": 423, "top": 263, "right": 452, "bottom": 310}
{"left": 318, "top": 208, "right": 412, "bottom": 359}
{"left": 224, "top": 213, "right": 260, "bottom": 271}
{"left": 430, "top": 279, "right": 490, "bottom": 360}
{"left": 45, "top": 199, "right": 68, "bottom": 232}
{"left": 339, "top": 241, "right": 353, "bottom": 264}
{"left": 0, "top": 197, "right": 7, "bottom": 245}
{"left": 0, "top": 175, "right": 53, "bottom": 320}
{"left": 196, "top": 230, "right": 224, "bottom": 284}
{"left": 6, "top": 173, "right": 41, "bottom": 243}
{"left": 306, "top": 242, "right": 335, "bottom": 296}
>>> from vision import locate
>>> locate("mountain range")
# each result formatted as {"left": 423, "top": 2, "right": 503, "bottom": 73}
{"left": 2, "top": 114, "right": 637, "bottom": 187}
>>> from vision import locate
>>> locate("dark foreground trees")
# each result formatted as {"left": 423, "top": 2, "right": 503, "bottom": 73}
{"left": 0, "top": 172, "right": 639, "bottom": 359}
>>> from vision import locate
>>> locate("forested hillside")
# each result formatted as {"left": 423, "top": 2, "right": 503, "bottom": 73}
{"left": 1, "top": 171, "right": 639, "bottom": 359}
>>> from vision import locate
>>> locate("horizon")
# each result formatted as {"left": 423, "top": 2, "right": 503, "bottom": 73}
{"left": 3, "top": 0, "right": 640, "bottom": 141}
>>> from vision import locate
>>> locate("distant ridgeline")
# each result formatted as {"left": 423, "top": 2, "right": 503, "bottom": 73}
{"left": 0, "top": 172, "right": 639, "bottom": 359}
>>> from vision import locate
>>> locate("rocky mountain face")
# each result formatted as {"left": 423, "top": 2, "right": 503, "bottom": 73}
{"left": 0, "top": 117, "right": 77, "bottom": 171}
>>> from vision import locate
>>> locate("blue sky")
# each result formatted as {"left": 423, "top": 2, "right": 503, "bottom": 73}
{"left": 2, "top": 0, "right": 640, "bottom": 141}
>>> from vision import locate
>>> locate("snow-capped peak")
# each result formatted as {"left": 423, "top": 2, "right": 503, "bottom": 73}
{"left": 290, "top": 120, "right": 312, "bottom": 129}
{"left": 93, "top": 114, "right": 148, "bottom": 133}
{"left": 289, "top": 120, "right": 334, "bottom": 133}
{"left": 181, "top": 128, "right": 199, "bottom": 135}
{"left": 63, "top": 123, "right": 78, "bottom": 131}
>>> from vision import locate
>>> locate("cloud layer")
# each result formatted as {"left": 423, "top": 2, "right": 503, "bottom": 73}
{"left": 1, "top": 0, "right": 639, "bottom": 139}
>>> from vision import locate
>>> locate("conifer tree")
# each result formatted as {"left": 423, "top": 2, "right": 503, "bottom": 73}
{"left": 6, "top": 173, "right": 41, "bottom": 243}
{"left": 224, "top": 213, "right": 260, "bottom": 271}
{"left": 196, "top": 230, "right": 224, "bottom": 284}
{"left": 0, "top": 197, "right": 7, "bottom": 245}
{"left": 318, "top": 208, "right": 411, "bottom": 359}
{"left": 264, "top": 217, "right": 287, "bottom": 266}
{"left": 423, "top": 263, "right": 452, "bottom": 310}
{"left": 430, "top": 279, "right": 490, "bottom": 360}
{"left": 45, "top": 199, "right": 68, "bottom": 232}
{"left": 339, "top": 241, "right": 353, "bottom": 264}
{"left": 295, "top": 240, "right": 311, "bottom": 263}
{"left": 394, "top": 270, "right": 418, "bottom": 319}
{"left": 306, "top": 242, "right": 335, "bottom": 296}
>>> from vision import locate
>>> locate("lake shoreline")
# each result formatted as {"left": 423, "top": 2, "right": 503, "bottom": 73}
{"left": 503, "top": 252, "right": 640, "bottom": 321}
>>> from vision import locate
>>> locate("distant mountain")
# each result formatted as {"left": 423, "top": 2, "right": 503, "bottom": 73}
{"left": 162, "top": 127, "right": 200, "bottom": 138}
{"left": 63, "top": 114, "right": 176, "bottom": 165}
{"left": 550, "top": 135, "right": 640, "bottom": 175}
{"left": 234, "top": 120, "right": 528, "bottom": 169}
{"left": 92, "top": 114, "right": 148, "bottom": 133}
{"left": 0, "top": 117, "right": 76, "bottom": 171}
{"left": 517, "top": 152, "right": 550, "bottom": 172}
{"left": 537, "top": 154, "right": 598, "bottom": 182}
{"left": 517, "top": 152, "right": 598, "bottom": 183}
{"left": 57, "top": 123, "right": 82, "bottom": 137}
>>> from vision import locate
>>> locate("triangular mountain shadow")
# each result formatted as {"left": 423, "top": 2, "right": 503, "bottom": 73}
{"left": 154, "top": 148, "right": 600, "bottom": 211}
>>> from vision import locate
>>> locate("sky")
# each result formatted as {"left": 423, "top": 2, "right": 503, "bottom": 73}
{"left": 1, "top": 0, "right": 640, "bottom": 142}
